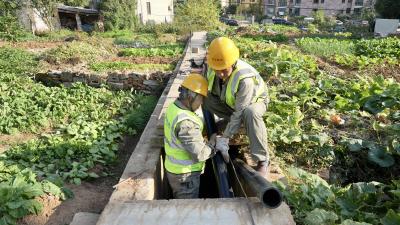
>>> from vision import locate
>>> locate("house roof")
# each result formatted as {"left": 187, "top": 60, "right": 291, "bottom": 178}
{"left": 57, "top": 4, "right": 99, "bottom": 15}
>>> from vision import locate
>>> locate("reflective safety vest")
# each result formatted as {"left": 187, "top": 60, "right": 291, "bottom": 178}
{"left": 207, "top": 59, "right": 267, "bottom": 109}
{"left": 164, "top": 102, "right": 205, "bottom": 174}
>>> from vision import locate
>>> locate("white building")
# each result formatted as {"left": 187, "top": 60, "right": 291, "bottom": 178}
{"left": 137, "top": 0, "right": 174, "bottom": 24}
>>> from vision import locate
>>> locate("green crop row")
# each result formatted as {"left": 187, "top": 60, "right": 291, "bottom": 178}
{"left": 118, "top": 44, "right": 184, "bottom": 57}
{"left": 89, "top": 61, "right": 175, "bottom": 72}
{"left": 276, "top": 167, "right": 400, "bottom": 225}
{"left": 296, "top": 37, "right": 355, "bottom": 58}
{"left": 231, "top": 36, "right": 400, "bottom": 225}
{"left": 0, "top": 72, "right": 157, "bottom": 224}
{"left": 295, "top": 37, "right": 400, "bottom": 69}
{"left": 355, "top": 37, "right": 400, "bottom": 59}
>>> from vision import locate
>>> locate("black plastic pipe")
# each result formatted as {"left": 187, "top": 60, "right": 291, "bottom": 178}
{"left": 202, "top": 108, "right": 233, "bottom": 198}
{"left": 233, "top": 158, "right": 283, "bottom": 208}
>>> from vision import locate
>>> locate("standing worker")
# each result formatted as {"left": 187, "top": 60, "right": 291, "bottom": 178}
{"left": 164, "top": 73, "right": 216, "bottom": 199}
{"left": 204, "top": 37, "right": 270, "bottom": 176}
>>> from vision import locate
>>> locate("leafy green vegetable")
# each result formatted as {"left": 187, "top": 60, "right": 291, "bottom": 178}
{"left": 118, "top": 44, "right": 184, "bottom": 57}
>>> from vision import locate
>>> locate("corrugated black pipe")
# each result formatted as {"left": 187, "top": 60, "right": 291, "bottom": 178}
{"left": 202, "top": 108, "right": 233, "bottom": 198}
{"left": 233, "top": 158, "right": 283, "bottom": 208}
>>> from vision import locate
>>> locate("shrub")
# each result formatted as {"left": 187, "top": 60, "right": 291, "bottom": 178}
{"left": 0, "top": 15, "right": 32, "bottom": 41}
{"left": 100, "top": 0, "right": 138, "bottom": 31}
{"left": 174, "top": 0, "right": 221, "bottom": 33}
{"left": 62, "top": 0, "right": 91, "bottom": 7}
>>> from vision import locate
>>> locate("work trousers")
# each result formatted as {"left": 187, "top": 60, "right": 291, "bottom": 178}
{"left": 203, "top": 94, "right": 269, "bottom": 163}
{"left": 166, "top": 171, "right": 201, "bottom": 199}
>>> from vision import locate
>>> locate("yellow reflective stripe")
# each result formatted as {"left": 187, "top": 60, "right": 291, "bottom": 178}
{"left": 167, "top": 155, "right": 195, "bottom": 165}
{"left": 165, "top": 157, "right": 204, "bottom": 174}
{"left": 207, "top": 68, "right": 215, "bottom": 92}
{"left": 226, "top": 68, "right": 254, "bottom": 108}
{"left": 229, "top": 69, "right": 254, "bottom": 100}
{"left": 225, "top": 60, "right": 267, "bottom": 108}
{"left": 164, "top": 140, "right": 193, "bottom": 160}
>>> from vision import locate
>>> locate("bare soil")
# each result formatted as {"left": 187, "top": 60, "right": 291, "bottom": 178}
{"left": 0, "top": 133, "right": 37, "bottom": 153}
{"left": 18, "top": 134, "right": 140, "bottom": 225}
{"left": 0, "top": 41, "right": 64, "bottom": 52}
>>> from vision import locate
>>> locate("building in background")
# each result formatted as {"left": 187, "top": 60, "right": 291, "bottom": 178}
{"left": 262, "top": 0, "right": 375, "bottom": 17}
{"left": 137, "top": 0, "right": 174, "bottom": 24}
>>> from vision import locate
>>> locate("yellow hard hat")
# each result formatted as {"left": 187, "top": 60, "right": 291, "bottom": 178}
{"left": 181, "top": 73, "right": 208, "bottom": 97}
{"left": 207, "top": 37, "right": 239, "bottom": 70}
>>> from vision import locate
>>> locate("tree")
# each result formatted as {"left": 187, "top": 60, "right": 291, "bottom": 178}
{"left": 361, "top": 7, "right": 376, "bottom": 31}
{"left": 174, "top": 0, "right": 221, "bottom": 32}
{"left": 375, "top": 0, "right": 400, "bottom": 19}
{"left": 30, "top": 0, "right": 58, "bottom": 30}
{"left": 0, "top": 0, "right": 26, "bottom": 41}
{"left": 311, "top": 10, "right": 325, "bottom": 25}
{"left": 100, "top": 0, "right": 138, "bottom": 31}
{"left": 0, "top": 0, "right": 23, "bottom": 16}
{"left": 62, "top": 0, "right": 91, "bottom": 7}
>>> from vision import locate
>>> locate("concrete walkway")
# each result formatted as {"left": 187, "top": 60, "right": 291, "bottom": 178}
{"left": 97, "top": 198, "right": 294, "bottom": 225}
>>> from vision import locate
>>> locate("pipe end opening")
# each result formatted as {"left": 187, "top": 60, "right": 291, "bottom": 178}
{"left": 262, "top": 188, "right": 282, "bottom": 209}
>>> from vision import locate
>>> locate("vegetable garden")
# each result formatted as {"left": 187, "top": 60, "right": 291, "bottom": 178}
{"left": 0, "top": 21, "right": 399, "bottom": 225}
{"left": 0, "top": 30, "right": 184, "bottom": 224}
{"left": 209, "top": 27, "right": 400, "bottom": 225}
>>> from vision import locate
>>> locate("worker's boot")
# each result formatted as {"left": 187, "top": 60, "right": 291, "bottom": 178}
{"left": 255, "top": 161, "right": 269, "bottom": 177}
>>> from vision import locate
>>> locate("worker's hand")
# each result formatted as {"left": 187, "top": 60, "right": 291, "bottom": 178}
{"left": 216, "top": 136, "right": 229, "bottom": 152}
{"left": 216, "top": 136, "right": 230, "bottom": 163}
{"left": 209, "top": 133, "right": 217, "bottom": 148}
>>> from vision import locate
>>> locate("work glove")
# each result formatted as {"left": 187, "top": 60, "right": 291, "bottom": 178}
{"left": 216, "top": 136, "right": 230, "bottom": 163}
{"left": 208, "top": 133, "right": 217, "bottom": 148}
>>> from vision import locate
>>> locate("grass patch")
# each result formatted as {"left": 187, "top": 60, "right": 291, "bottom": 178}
{"left": 0, "top": 46, "right": 39, "bottom": 74}
{"left": 89, "top": 61, "right": 175, "bottom": 72}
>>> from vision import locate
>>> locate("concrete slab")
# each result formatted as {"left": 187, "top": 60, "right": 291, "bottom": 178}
{"left": 70, "top": 212, "right": 99, "bottom": 225}
{"left": 96, "top": 198, "right": 295, "bottom": 225}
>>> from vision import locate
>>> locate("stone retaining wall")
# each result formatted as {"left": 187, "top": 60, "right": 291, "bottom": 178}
{"left": 35, "top": 70, "right": 172, "bottom": 93}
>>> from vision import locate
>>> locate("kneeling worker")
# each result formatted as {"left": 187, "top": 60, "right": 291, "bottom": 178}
{"left": 164, "top": 73, "right": 216, "bottom": 199}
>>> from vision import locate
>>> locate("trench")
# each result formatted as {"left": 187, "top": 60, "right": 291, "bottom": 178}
{"left": 154, "top": 145, "right": 249, "bottom": 200}
{"left": 94, "top": 31, "right": 292, "bottom": 225}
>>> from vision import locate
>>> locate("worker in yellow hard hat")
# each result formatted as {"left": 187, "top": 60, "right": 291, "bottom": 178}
{"left": 164, "top": 73, "right": 216, "bottom": 199}
{"left": 204, "top": 37, "right": 270, "bottom": 176}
